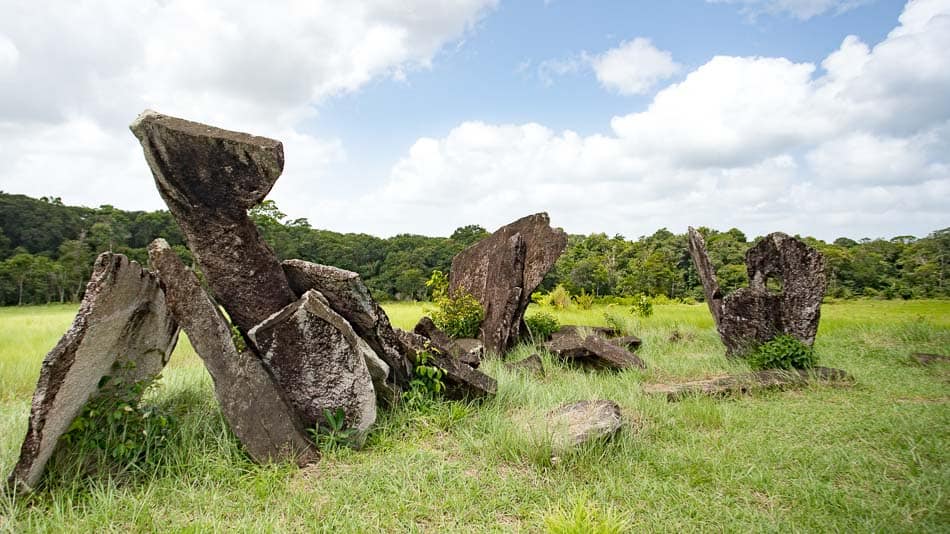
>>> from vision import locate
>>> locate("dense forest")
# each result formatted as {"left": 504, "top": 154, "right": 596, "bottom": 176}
{"left": 0, "top": 192, "right": 947, "bottom": 306}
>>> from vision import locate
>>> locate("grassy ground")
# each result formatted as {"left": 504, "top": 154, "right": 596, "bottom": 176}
{"left": 1, "top": 300, "right": 948, "bottom": 532}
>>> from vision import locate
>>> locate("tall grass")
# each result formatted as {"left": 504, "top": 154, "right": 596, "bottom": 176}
{"left": 1, "top": 300, "right": 948, "bottom": 532}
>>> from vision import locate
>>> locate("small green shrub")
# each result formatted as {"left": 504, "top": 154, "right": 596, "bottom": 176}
{"left": 748, "top": 334, "right": 818, "bottom": 370}
{"left": 603, "top": 311, "right": 629, "bottom": 336}
{"left": 403, "top": 346, "right": 447, "bottom": 407}
{"left": 573, "top": 290, "right": 595, "bottom": 310}
{"left": 525, "top": 311, "right": 560, "bottom": 341}
{"left": 546, "top": 284, "right": 572, "bottom": 310}
{"left": 308, "top": 407, "right": 357, "bottom": 451}
{"left": 542, "top": 498, "right": 630, "bottom": 534}
{"left": 426, "top": 270, "right": 484, "bottom": 338}
{"left": 630, "top": 294, "right": 653, "bottom": 318}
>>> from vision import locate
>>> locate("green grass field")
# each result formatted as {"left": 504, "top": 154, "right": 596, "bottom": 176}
{"left": 1, "top": 300, "right": 948, "bottom": 532}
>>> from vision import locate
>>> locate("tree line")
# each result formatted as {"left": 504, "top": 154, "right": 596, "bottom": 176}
{"left": 0, "top": 192, "right": 947, "bottom": 306}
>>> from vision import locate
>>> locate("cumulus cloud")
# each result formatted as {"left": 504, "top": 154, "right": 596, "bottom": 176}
{"left": 535, "top": 38, "right": 680, "bottom": 95}
{"left": 707, "top": 0, "right": 873, "bottom": 20}
{"left": 0, "top": 0, "right": 496, "bottom": 208}
{"left": 352, "top": 0, "right": 949, "bottom": 240}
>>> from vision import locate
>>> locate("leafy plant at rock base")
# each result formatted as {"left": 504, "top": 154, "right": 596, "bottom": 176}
{"left": 307, "top": 407, "right": 356, "bottom": 451}
{"left": 403, "top": 346, "right": 447, "bottom": 408}
{"left": 545, "top": 284, "right": 572, "bottom": 310}
{"left": 747, "top": 334, "right": 819, "bottom": 370}
{"left": 602, "top": 310, "right": 630, "bottom": 336}
{"left": 426, "top": 270, "right": 484, "bottom": 338}
{"left": 573, "top": 290, "right": 595, "bottom": 310}
{"left": 525, "top": 311, "right": 560, "bottom": 342}
{"left": 630, "top": 294, "right": 653, "bottom": 318}
{"left": 58, "top": 362, "right": 175, "bottom": 475}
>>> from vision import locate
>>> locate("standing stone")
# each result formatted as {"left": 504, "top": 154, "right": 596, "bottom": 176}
{"left": 688, "top": 228, "right": 827, "bottom": 356}
{"left": 281, "top": 259, "right": 412, "bottom": 396}
{"left": 449, "top": 213, "right": 567, "bottom": 355}
{"left": 130, "top": 110, "right": 296, "bottom": 334}
{"left": 8, "top": 253, "right": 179, "bottom": 492}
{"left": 248, "top": 290, "right": 377, "bottom": 446}
{"left": 148, "top": 240, "right": 316, "bottom": 465}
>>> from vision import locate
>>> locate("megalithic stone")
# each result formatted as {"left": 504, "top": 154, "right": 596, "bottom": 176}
{"left": 148, "top": 239, "right": 317, "bottom": 465}
{"left": 686, "top": 227, "right": 724, "bottom": 329}
{"left": 7, "top": 253, "right": 179, "bottom": 493}
{"left": 129, "top": 110, "right": 296, "bottom": 334}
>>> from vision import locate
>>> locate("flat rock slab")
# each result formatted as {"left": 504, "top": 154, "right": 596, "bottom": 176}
{"left": 395, "top": 330, "right": 497, "bottom": 400}
{"left": 544, "top": 332, "right": 647, "bottom": 370}
{"left": 249, "top": 290, "right": 377, "bottom": 447}
{"left": 8, "top": 253, "right": 179, "bottom": 492}
{"left": 557, "top": 325, "right": 623, "bottom": 339}
{"left": 413, "top": 316, "right": 483, "bottom": 368}
{"left": 688, "top": 228, "right": 826, "bottom": 356}
{"left": 130, "top": 110, "right": 296, "bottom": 334}
{"left": 643, "top": 366, "right": 854, "bottom": 401}
{"left": 449, "top": 213, "right": 567, "bottom": 355}
{"left": 910, "top": 352, "right": 950, "bottom": 365}
{"left": 282, "top": 259, "right": 410, "bottom": 401}
{"left": 608, "top": 335, "right": 643, "bottom": 351}
{"left": 545, "top": 400, "right": 623, "bottom": 451}
{"left": 149, "top": 239, "right": 316, "bottom": 465}
{"left": 504, "top": 354, "right": 545, "bottom": 377}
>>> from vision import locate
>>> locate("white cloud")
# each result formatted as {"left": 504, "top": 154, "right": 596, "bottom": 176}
{"left": 590, "top": 38, "right": 682, "bottom": 95}
{"left": 0, "top": 0, "right": 496, "bottom": 208}
{"left": 348, "top": 0, "right": 949, "bottom": 240}
{"left": 707, "top": 0, "right": 873, "bottom": 20}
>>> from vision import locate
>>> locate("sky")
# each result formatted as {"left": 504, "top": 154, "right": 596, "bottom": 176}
{"left": 0, "top": 0, "right": 947, "bottom": 241}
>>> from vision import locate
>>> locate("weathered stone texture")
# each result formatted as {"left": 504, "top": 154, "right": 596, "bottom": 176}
{"left": 413, "top": 316, "right": 484, "bottom": 368}
{"left": 545, "top": 400, "right": 623, "bottom": 451}
{"left": 544, "top": 330, "right": 647, "bottom": 370}
{"left": 148, "top": 239, "right": 316, "bottom": 465}
{"left": 130, "top": 110, "right": 296, "bottom": 334}
{"left": 8, "top": 253, "right": 179, "bottom": 492}
{"left": 643, "top": 367, "right": 854, "bottom": 401}
{"left": 504, "top": 354, "right": 545, "bottom": 377}
{"left": 395, "top": 330, "right": 497, "bottom": 400}
{"left": 248, "top": 290, "right": 377, "bottom": 446}
{"left": 449, "top": 213, "right": 567, "bottom": 355}
{"left": 688, "top": 227, "right": 827, "bottom": 356}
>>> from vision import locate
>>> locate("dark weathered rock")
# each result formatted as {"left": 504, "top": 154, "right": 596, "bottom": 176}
{"left": 282, "top": 259, "right": 412, "bottom": 396}
{"left": 395, "top": 330, "right": 497, "bottom": 400}
{"left": 8, "top": 253, "right": 179, "bottom": 492}
{"left": 130, "top": 110, "right": 296, "bottom": 334}
{"left": 449, "top": 213, "right": 567, "bottom": 355}
{"left": 148, "top": 239, "right": 316, "bottom": 465}
{"left": 505, "top": 354, "right": 545, "bottom": 377}
{"left": 643, "top": 367, "right": 853, "bottom": 401}
{"left": 688, "top": 227, "right": 827, "bottom": 356}
{"left": 556, "top": 325, "right": 623, "bottom": 339}
{"left": 608, "top": 335, "right": 643, "bottom": 352}
{"left": 248, "top": 290, "right": 377, "bottom": 446}
{"left": 544, "top": 331, "right": 647, "bottom": 370}
{"left": 413, "top": 316, "right": 483, "bottom": 368}
{"left": 545, "top": 400, "right": 623, "bottom": 451}
{"left": 910, "top": 352, "right": 950, "bottom": 365}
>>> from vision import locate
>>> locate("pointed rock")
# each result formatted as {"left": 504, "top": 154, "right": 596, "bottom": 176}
{"left": 8, "top": 253, "right": 179, "bottom": 492}
{"left": 148, "top": 239, "right": 316, "bottom": 465}
{"left": 249, "top": 290, "right": 377, "bottom": 446}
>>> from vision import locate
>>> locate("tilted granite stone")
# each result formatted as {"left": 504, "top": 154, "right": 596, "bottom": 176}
{"left": 449, "top": 213, "right": 567, "bottom": 355}
{"left": 8, "top": 253, "right": 179, "bottom": 492}
{"left": 148, "top": 239, "right": 316, "bottom": 465}
{"left": 248, "top": 290, "right": 377, "bottom": 446}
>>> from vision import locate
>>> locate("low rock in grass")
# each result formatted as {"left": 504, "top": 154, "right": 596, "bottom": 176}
{"left": 643, "top": 366, "right": 854, "bottom": 401}
{"left": 544, "top": 330, "right": 646, "bottom": 370}
{"left": 910, "top": 352, "right": 950, "bottom": 365}
{"left": 504, "top": 354, "right": 545, "bottom": 377}
{"left": 546, "top": 400, "right": 623, "bottom": 452}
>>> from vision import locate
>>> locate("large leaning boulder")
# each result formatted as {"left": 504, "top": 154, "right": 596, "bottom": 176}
{"left": 449, "top": 213, "right": 567, "bottom": 355}
{"left": 130, "top": 110, "right": 296, "bottom": 334}
{"left": 281, "top": 259, "right": 412, "bottom": 396}
{"left": 248, "top": 290, "right": 378, "bottom": 446}
{"left": 687, "top": 228, "right": 826, "bottom": 356}
{"left": 7, "top": 253, "right": 179, "bottom": 492}
{"left": 148, "top": 240, "right": 316, "bottom": 465}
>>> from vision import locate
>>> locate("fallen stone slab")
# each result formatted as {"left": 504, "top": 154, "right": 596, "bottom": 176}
{"left": 545, "top": 400, "right": 623, "bottom": 451}
{"left": 607, "top": 335, "right": 643, "bottom": 352}
{"left": 556, "top": 325, "right": 623, "bottom": 339}
{"left": 130, "top": 110, "right": 297, "bottom": 334}
{"left": 449, "top": 213, "right": 567, "bottom": 355}
{"left": 413, "top": 316, "right": 484, "bottom": 368}
{"left": 910, "top": 352, "right": 950, "bottom": 365}
{"left": 282, "top": 259, "right": 412, "bottom": 398}
{"left": 249, "top": 290, "right": 377, "bottom": 447}
{"left": 8, "top": 253, "right": 179, "bottom": 493}
{"left": 688, "top": 228, "right": 826, "bottom": 356}
{"left": 642, "top": 366, "right": 854, "bottom": 401}
{"left": 504, "top": 354, "right": 545, "bottom": 377}
{"left": 544, "top": 331, "right": 647, "bottom": 370}
{"left": 395, "top": 330, "right": 497, "bottom": 400}
{"left": 148, "top": 239, "right": 316, "bottom": 465}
